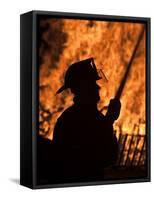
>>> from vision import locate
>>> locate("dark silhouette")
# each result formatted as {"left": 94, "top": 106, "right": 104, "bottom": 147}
{"left": 37, "top": 136, "right": 53, "bottom": 184}
{"left": 51, "top": 58, "right": 121, "bottom": 183}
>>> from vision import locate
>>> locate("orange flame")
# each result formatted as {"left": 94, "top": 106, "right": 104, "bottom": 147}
{"left": 39, "top": 18, "right": 146, "bottom": 158}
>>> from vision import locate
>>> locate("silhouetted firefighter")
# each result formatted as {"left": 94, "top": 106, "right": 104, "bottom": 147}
{"left": 52, "top": 58, "right": 121, "bottom": 182}
{"left": 37, "top": 26, "right": 145, "bottom": 184}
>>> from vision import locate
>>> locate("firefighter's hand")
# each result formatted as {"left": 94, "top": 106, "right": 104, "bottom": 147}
{"left": 106, "top": 98, "right": 121, "bottom": 121}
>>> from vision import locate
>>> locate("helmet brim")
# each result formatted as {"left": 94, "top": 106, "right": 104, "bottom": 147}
{"left": 56, "top": 76, "right": 101, "bottom": 94}
{"left": 56, "top": 85, "right": 67, "bottom": 94}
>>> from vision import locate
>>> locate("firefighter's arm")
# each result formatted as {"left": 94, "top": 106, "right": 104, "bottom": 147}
{"left": 105, "top": 98, "right": 121, "bottom": 123}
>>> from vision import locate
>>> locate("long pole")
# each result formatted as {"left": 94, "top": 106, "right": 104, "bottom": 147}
{"left": 115, "top": 26, "right": 145, "bottom": 100}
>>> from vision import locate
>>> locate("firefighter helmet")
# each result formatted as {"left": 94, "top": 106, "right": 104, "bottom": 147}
{"left": 56, "top": 58, "right": 101, "bottom": 94}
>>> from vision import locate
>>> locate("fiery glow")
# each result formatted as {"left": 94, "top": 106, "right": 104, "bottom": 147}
{"left": 38, "top": 18, "right": 146, "bottom": 165}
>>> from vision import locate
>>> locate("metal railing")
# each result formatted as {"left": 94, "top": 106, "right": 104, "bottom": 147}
{"left": 116, "top": 132, "right": 146, "bottom": 167}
